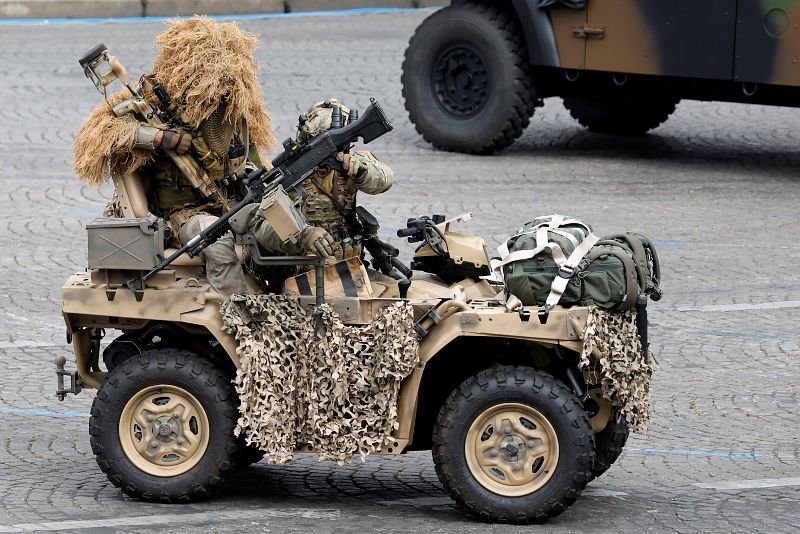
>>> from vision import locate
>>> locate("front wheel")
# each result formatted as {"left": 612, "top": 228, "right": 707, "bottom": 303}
{"left": 432, "top": 366, "right": 594, "bottom": 524}
{"left": 89, "top": 349, "right": 240, "bottom": 502}
{"left": 584, "top": 388, "right": 629, "bottom": 479}
{"left": 592, "top": 413, "right": 629, "bottom": 479}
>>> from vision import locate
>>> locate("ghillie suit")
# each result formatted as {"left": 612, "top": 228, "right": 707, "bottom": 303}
{"left": 73, "top": 17, "right": 284, "bottom": 296}
{"left": 73, "top": 16, "right": 276, "bottom": 187}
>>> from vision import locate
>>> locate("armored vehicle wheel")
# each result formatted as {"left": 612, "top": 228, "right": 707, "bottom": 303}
{"left": 562, "top": 96, "right": 679, "bottom": 135}
{"left": 89, "top": 349, "right": 240, "bottom": 502}
{"left": 591, "top": 413, "right": 629, "bottom": 480}
{"left": 432, "top": 366, "right": 594, "bottom": 523}
{"left": 402, "top": 2, "right": 536, "bottom": 154}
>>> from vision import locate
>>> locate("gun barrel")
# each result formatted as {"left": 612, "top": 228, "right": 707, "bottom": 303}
{"left": 143, "top": 245, "right": 189, "bottom": 282}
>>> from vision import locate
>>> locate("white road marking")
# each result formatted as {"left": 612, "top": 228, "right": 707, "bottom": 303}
{"left": 378, "top": 488, "right": 630, "bottom": 509}
{"left": 0, "top": 340, "right": 61, "bottom": 349}
{"left": 694, "top": 477, "right": 800, "bottom": 491}
{"left": 0, "top": 508, "right": 342, "bottom": 532}
{"left": 677, "top": 300, "right": 800, "bottom": 312}
{"left": 0, "top": 311, "right": 29, "bottom": 322}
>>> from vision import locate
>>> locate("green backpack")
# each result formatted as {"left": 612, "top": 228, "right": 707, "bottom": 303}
{"left": 497, "top": 215, "right": 662, "bottom": 311}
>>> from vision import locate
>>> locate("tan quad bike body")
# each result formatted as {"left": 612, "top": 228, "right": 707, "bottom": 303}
{"left": 59, "top": 172, "right": 632, "bottom": 523}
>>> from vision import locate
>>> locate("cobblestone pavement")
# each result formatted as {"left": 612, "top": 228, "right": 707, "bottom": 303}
{"left": 1, "top": 10, "right": 799, "bottom": 534}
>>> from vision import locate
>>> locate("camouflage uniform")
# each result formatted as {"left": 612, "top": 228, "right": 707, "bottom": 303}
{"left": 141, "top": 111, "right": 277, "bottom": 296}
{"left": 290, "top": 100, "right": 394, "bottom": 260}
{"left": 139, "top": 99, "right": 392, "bottom": 295}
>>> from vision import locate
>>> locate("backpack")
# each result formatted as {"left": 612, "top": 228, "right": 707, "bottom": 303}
{"left": 496, "top": 215, "right": 662, "bottom": 311}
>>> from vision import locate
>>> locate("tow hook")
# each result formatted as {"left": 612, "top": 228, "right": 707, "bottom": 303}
{"left": 54, "top": 355, "right": 82, "bottom": 401}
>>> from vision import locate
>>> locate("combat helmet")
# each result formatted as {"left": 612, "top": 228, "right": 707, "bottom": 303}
{"left": 297, "top": 99, "right": 352, "bottom": 142}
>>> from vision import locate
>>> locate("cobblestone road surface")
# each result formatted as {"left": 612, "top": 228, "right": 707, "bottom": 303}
{"left": 0, "top": 10, "right": 799, "bottom": 534}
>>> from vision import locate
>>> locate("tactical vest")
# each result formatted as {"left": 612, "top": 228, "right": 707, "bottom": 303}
{"left": 148, "top": 112, "right": 258, "bottom": 228}
{"left": 298, "top": 168, "right": 359, "bottom": 242}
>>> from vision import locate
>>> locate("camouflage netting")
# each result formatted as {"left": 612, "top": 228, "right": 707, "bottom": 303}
{"left": 220, "top": 294, "right": 419, "bottom": 464}
{"left": 579, "top": 307, "right": 653, "bottom": 432}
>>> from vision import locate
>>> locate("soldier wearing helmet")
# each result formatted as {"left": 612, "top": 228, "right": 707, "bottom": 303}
{"left": 287, "top": 98, "right": 395, "bottom": 263}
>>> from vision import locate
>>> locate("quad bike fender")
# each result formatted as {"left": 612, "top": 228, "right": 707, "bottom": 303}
{"left": 62, "top": 273, "right": 239, "bottom": 389}
{"left": 417, "top": 305, "right": 588, "bottom": 359}
{"left": 394, "top": 305, "right": 589, "bottom": 445}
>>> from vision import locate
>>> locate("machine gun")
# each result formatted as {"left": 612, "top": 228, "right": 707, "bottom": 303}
{"left": 355, "top": 206, "right": 413, "bottom": 279}
{"left": 139, "top": 98, "right": 394, "bottom": 285}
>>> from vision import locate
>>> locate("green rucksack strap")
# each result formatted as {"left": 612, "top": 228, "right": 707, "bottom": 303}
{"left": 543, "top": 232, "right": 599, "bottom": 311}
{"left": 492, "top": 240, "right": 569, "bottom": 271}
{"left": 632, "top": 232, "right": 662, "bottom": 300}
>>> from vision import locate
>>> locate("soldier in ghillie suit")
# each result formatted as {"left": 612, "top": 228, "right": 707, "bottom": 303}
{"left": 73, "top": 17, "right": 336, "bottom": 296}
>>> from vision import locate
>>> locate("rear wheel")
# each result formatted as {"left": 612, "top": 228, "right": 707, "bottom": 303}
{"left": 592, "top": 413, "right": 629, "bottom": 479}
{"left": 402, "top": 2, "right": 536, "bottom": 154}
{"left": 90, "top": 349, "right": 240, "bottom": 502}
{"left": 432, "top": 366, "right": 594, "bottom": 523}
{"left": 563, "top": 96, "right": 679, "bottom": 135}
{"left": 235, "top": 437, "right": 266, "bottom": 468}
{"left": 584, "top": 388, "right": 629, "bottom": 479}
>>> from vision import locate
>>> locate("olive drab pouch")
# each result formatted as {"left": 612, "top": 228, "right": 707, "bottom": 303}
{"left": 602, "top": 233, "right": 663, "bottom": 303}
{"left": 283, "top": 257, "right": 373, "bottom": 298}
{"left": 495, "top": 215, "right": 661, "bottom": 311}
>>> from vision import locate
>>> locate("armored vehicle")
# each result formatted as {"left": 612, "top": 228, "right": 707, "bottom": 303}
{"left": 402, "top": 0, "right": 800, "bottom": 153}
{"left": 58, "top": 179, "right": 642, "bottom": 523}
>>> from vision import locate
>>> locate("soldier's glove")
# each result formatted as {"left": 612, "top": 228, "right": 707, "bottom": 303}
{"left": 298, "top": 225, "right": 338, "bottom": 259}
{"left": 336, "top": 152, "right": 369, "bottom": 184}
{"left": 157, "top": 129, "right": 193, "bottom": 155}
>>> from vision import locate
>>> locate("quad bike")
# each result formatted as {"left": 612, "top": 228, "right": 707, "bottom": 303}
{"left": 58, "top": 167, "right": 634, "bottom": 523}
{"left": 58, "top": 41, "right": 645, "bottom": 525}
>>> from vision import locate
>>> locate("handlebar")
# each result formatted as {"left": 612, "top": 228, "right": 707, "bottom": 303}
{"left": 397, "top": 227, "right": 418, "bottom": 238}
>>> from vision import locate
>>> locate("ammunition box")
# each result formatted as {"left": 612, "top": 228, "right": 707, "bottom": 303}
{"left": 86, "top": 218, "right": 165, "bottom": 270}
{"left": 259, "top": 186, "right": 306, "bottom": 242}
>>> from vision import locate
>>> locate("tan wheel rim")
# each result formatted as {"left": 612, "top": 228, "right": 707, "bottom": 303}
{"left": 465, "top": 402, "right": 559, "bottom": 497}
{"left": 119, "top": 385, "right": 210, "bottom": 477}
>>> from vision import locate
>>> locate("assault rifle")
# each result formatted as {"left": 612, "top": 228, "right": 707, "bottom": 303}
{"left": 138, "top": 98, "right": 394, "bottom": 285}
{"left": 356, "top": 206, "right": 413, "bottom": 279}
